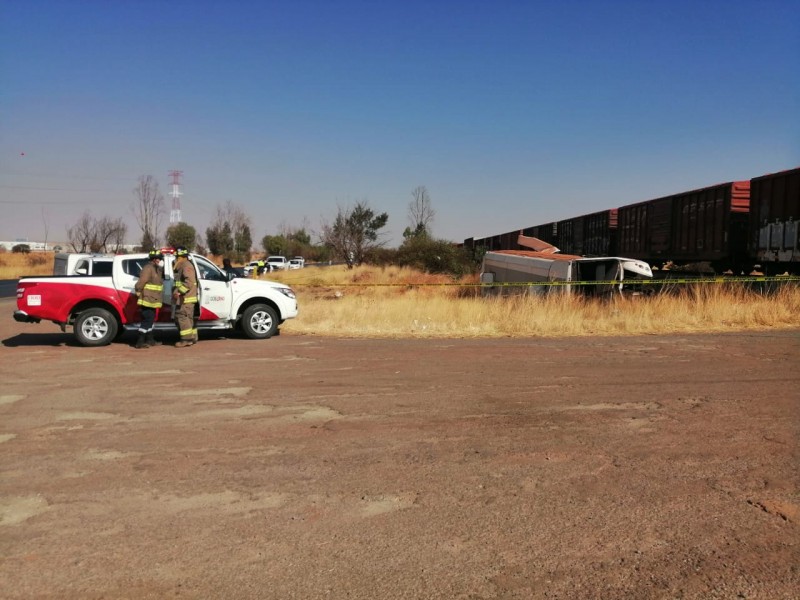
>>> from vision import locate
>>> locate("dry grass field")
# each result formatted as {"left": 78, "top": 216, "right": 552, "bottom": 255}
{"left": 268, "top": 264, "right": 800, "bottom": 338}
{"left": 4, "top": 252, "right": 799, "bottom": 337}
{"left": 0, "top": 251, "right": 52, "bottom": 280}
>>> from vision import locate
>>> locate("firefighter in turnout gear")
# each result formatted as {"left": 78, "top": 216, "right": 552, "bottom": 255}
{"left": 133, "top": 250, "right": 164, "bottom": 348}
{"left": 172, "top": 247, "right": 199, "bottom": 347}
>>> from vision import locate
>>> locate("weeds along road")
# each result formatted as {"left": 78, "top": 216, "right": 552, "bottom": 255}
{"left": 1, "top": 296, "right": 799, "bottom": 599}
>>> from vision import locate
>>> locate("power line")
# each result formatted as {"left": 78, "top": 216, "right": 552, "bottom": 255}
{"left": 0, "top": 199, "right": 113, "bottom": 204}
{"left": 0, "top": 185, "right": 110, "bottom": 192}
{"left": 0, "top": 169, "right": 137, "bottom": 182}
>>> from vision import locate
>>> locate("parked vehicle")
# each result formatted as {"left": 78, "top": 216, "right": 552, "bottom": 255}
{"left": 267, "top": 256, "right": 288, "bottom": 270}
{"left": 293, "top": 256, "right": 305, "bottom": 267}
{"left": 288, "top": 259, "right": 303, "bottom": 269}
{"left": 243, "top": 260, "right": 271, "bottom": 276}
{"left": 14, "top": 250, "right": 298, "bottom": 346}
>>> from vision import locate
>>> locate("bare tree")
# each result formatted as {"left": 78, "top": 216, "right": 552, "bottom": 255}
{"left": 67, "top": 211, "right": 97, "bottom": 252}
{"left": 406, "top": 185, "right": 435, "bottom": 239}
{"left": 131, "top": 175, "right": 166, "bottom": 251}
{"left": 41, "top": 207, "right": 50, "bottom": 251}
{"left": 96, "top": 217, "right": 127, "bottom": 253}
{"left": 66, "top": 212, "right": 127, "bottom": 253}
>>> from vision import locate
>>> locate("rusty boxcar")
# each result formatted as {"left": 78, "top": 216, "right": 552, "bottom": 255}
{"left": 617, "top": 181, "right": 750, "bottom": 271}
{"left": 749, "top": 167, "right": 800, "bottom": 273}
{"left": 554, "top": 209, "right": 618, "bottom": 256}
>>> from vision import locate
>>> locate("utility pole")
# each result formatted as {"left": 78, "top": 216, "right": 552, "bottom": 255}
{"left": 169, "top": 170, "right": 183, "bottom": 224}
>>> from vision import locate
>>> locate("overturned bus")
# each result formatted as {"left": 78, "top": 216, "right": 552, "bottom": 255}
{"left": 480, "top": 234, "right": 653, "bottom": 297}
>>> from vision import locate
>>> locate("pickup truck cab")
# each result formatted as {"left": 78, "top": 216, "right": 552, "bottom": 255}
{"left": 267, "top": 256, "right": 288, "bottom": 270}
{"left": 14, "top": 251, "right": 298, "bottom": 346}
{"left": 53, "top": 252, "right": 114, "bottom": 276}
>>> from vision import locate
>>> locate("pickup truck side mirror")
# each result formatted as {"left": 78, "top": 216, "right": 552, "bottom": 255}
{"left": 227, "top": 271, "right": 238, "bottom": 281}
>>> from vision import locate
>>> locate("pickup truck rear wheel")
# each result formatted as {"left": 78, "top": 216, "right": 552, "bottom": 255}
{"left": 242, "top": 304, "right": 278, "bottom": 339}
{"left": 74, "top": 308, "right": 118, "bottom": 347}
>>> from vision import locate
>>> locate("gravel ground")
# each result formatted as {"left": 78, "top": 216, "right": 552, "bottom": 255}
{"left": 1, "top": 300, "right": 798, "bottom": 599}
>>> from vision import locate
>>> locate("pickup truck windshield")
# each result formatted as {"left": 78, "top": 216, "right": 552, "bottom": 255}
{"left": 193, "top": 256, "right": 227, "bottom": 282}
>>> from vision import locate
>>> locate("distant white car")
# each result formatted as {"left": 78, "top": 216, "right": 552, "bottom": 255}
{"left": 293, "top": 256, "right": 305, "bottom": 267}
{"left": 243, "top": 260, "right": 271, "bottom": 276}
{"left": 288, "top": 258, "right": 303, "bottom": 269}
{"left": 267, "top": 256, "right": 288, "bottom": 270}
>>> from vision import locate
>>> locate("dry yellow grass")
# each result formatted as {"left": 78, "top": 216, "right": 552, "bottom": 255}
{"left": 6, "top": 257, "right": 798, "bottom": 337}
{"left": 266, "top": 264, "right": 800, "bottom": 338}
{"left": 0, "top": 252, "right": 54, "bottom": 279}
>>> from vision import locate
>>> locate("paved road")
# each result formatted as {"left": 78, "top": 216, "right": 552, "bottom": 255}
{"left": 0, "top": 279, "right": 16, "bottom": 299}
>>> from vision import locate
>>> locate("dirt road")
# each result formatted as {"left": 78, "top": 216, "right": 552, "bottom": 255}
{"left": 1, "top": 299, "right": 798, "bottom": 599}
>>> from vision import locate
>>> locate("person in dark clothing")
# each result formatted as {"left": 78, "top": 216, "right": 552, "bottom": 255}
{"left": 133, "top": 250, "right": 164, "bottom": 348}
{"left": 222, "top": 257, "right": 243, "bottom": 278}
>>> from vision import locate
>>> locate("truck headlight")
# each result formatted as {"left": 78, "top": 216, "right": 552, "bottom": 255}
{"left": 277, "top": 287, "right": 296, "bottom": 300}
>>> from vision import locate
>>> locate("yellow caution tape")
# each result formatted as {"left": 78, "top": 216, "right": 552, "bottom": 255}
{"left": 284, "top": 276, "right": 800, "bottom": 288}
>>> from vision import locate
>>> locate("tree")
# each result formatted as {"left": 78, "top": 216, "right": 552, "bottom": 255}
{"left": 41, "top": 207, "right": 50, "bottom": 251}
{"left": 95, "top": 217, "right": 127, "bottom": 253}
{"left": 262, "top": 234, "right": 288, "bottom": 256}
{"left": 397, "top": 235, "right": 474, "bottom": 277}
{"left": 12, "top": 243, "right": 31, "bottom": 254}
{"left": 404, "top": 185, "right": 435, "bottom": 240}
{"left": 131, "top": 175, "right": 166, "bottom": 251}
{"left": 166, "top": 222, "right": 197, "bottom": 249}
{"left": 320, "top": 200, "right": 389, "bottom": 268}
{"left": 67, "top": 211, "right": 96, "bottom": 253}
{"left": 234, "top": 223, "right": 252, "bottom": 257}
{"left": 206, "top": 201, "right": 252, "bottom": 260}
{"left": 67, "top": 211, "right": 127, "bottom": 253}
{"left": 290, "top": 228, "right": 311, "bottom": 246}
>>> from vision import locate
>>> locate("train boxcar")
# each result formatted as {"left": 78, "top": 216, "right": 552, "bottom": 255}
{"left": 749, "top": 167, "right": 800, "bottom": 273}
{"left": 617, "top": 181, "right": 750, "bottom": 271}
{"left": 522, "top": 223, "right": 558, "bottom": 248}
{"left": 555, "top": 209, "right": 618, "bottom": 256}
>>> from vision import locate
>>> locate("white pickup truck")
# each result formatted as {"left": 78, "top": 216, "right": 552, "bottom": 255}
{"left": 14, "top": 251, "right": 298, "bottom": 346}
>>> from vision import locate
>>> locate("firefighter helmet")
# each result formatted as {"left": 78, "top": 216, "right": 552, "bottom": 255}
{"left": 148, "top": 250, "right": 163, "bottom": 261}
{"left": 175, "top": 247, "right": 189, "bottom": 258}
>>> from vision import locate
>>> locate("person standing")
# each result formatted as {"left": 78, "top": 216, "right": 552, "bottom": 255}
{"left": 133, "top": 250, "right": 164, "bottom": 349}
{"left": 172, "top": 247, "right": 198, "bottom": 347}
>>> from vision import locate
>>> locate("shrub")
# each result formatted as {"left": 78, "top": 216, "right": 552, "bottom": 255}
{"left": 28, "top": 254, "right": 49, "bottom": 266}
{"left": 12, "top": 244, "right": 31, "bottom": 254}
{"left": 396, "top": 237, "right": 475, "bottom": 277}
{"left": 364, "top": 247, "right": 398, "bottom": 267}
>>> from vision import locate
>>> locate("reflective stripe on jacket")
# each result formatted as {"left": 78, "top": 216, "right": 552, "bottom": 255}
{"left": 135, "top": 262, "right": 164, "bottom": 308}
{"left": 173, "top": 259, "right": 198, "bottom": 304}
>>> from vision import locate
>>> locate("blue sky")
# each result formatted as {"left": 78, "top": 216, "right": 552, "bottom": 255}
{"left": 1, "top": 0, "right": 798, "bottom": 247}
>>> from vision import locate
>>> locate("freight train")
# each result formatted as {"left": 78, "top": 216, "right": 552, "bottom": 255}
{"left": 463, "top": 167, "right": 800, "bottom": 276}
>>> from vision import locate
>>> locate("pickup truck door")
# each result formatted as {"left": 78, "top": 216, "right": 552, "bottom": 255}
{"left": 114, "top": 256, "right": 175, "bottom": 323}
{"left": 191, "top": 256, "right": 232, "bottom": 321}
{"left": 113, "top": 256, "right": 151, "bottom": 322}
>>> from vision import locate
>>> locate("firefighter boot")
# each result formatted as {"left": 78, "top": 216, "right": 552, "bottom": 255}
{"left": 175, "top": 339, "right": 195, "bottom": 348}
{"left": 145, "top": 331, "right": 161, "bottom": 347}
{"left": 134, "top": 332, "right": 148, "bottom": 349}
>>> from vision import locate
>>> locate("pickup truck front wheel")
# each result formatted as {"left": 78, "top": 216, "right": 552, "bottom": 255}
{"left": 242, "top": 304, "right": 278, "bottom": 339}
{"left": 74, "top": 308, "right": 118, "bottom": 347}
